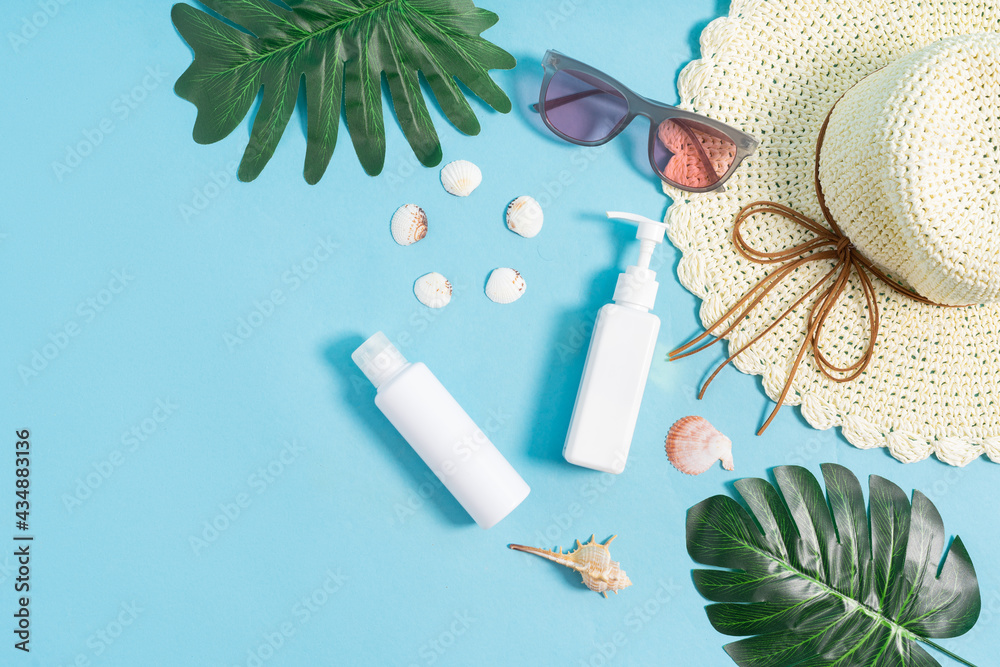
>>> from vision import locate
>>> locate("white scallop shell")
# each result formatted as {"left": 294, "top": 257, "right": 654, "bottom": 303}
{"left": 485, "top": 268, "right": 526, "bottom": 304}
{"left": 665, "top": 416, "right": 734, "bottom": 475}
{"left": 506, "top": 196, "right": 544, "bottom": 238}
{"left": 391, "top": 204, "right": 427, "bottom": 246}
{"left": 440, "top": 160, "right": 482, "bottom": 197}
{"left": 414, "top": 272, "right": 452, "bottom": 308}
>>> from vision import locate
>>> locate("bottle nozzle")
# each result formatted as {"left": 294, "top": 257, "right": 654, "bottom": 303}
{"left": 606, "top": 211, "right": 669, "bottom": 249}
{"left": 606, "top": 211, "right": 669, "bottom": 228}
{"left": 607, "top": 211, "right": 669, "bottom": 271}
{"left": 605, "top": 211, "right": 669, "bottom": 311}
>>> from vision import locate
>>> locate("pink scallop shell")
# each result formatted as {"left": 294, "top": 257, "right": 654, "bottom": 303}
{"left": 665, "top": 416, "right": 734, "bottom": 475}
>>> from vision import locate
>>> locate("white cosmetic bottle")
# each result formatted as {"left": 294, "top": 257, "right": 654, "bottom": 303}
{"left": 352, "top": 332, "right": 530, "bottom": 529}
{"left": 563, "top": 212, "right": 669, "bottom": 474}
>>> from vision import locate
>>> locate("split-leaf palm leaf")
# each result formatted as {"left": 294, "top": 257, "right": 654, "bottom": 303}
{"left": 687, "top": 464, "right": 981, "bottom": 666}
{"left": 172, "top": 0, "right": 515, "bottom": 183}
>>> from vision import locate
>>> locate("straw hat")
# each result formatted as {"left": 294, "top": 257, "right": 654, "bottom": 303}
{"left": 665, "top": 0, "right": 1000, "bottom": 466}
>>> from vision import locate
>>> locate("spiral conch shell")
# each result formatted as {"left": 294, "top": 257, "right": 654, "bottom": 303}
{"left": 665, "top": 416, "right": 734, "bottom": 475}
{"left": 509, "top": 535, "right": 632, "bottom": 597}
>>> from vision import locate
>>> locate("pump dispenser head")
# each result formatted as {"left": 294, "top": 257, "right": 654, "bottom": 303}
{"left": 606, "top": 211, "right": 670, "bottom": 311}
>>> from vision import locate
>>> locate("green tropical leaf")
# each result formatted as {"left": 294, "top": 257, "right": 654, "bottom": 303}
{"left": 171, "top": 0, "right": 515, "bottom": 183}
{"left": 687, "top": 464, "right": 981, "bottom": 667}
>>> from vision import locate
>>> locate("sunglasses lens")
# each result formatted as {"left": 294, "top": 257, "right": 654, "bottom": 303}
{"left": 653, "top": 119, "right": 737, "bottom": 189}
{"left": 543, "top": 70, "right": 628, "bottom": 143}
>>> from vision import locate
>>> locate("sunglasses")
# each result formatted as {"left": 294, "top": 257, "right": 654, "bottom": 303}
{"left": 533, "top": 50, "right": 758, "bottom": 192}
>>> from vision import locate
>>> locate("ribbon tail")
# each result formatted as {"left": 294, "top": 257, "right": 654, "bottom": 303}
{"left": 757, "top": 267, "right": 847, "bottom": 435}
{"left": 758, "top": 334, "right": 812, "bottom": 434}
{"left": 670, "top": 260, "right": 804, "bottom": 360}
{"left": 694, "top": 265, "right": 839, "bottom": 408}
{"left": 809, "top": 259, "right": 881, "bottom": 381}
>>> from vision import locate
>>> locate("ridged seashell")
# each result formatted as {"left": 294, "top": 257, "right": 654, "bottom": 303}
{"left": 509, "top": 535, "right": 632, "bottom": 598}
{"left": 665, "top": 416, "right": 734, "bottom": 475}
{"left": 440, "top": 160, "right": 482, "bottom": 197}
{"left": 506, "top": 196, "right": 544, "bottom": 238}
{"left": 485, "top": 268, "right": 526, "bottom": 304}
{"left": 390, "top": 204, "right": 427, "bottom": 246}
{"left": 413, "top": 272, "right": 452, "bottom": 308}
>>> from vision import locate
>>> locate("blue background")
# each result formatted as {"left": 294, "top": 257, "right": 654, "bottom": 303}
{"left": 3, "top": 1, "right": 998, "bottom": 665}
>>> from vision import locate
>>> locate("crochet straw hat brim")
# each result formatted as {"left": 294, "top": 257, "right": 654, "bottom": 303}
{"left": 665, "top": 0, "right": 1000, "bottom": 466}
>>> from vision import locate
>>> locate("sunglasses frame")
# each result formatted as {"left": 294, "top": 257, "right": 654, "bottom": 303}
{"left": 535, "top": 50, "right": 758, "bottom": 193}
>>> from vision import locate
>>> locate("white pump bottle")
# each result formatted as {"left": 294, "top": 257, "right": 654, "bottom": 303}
{"left": 562, "top": 211, "right": 669, "bottom": 474}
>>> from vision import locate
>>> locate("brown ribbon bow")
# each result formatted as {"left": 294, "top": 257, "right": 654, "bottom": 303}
{"left": 669, "top": 111, "right": 940, "bottom": 434}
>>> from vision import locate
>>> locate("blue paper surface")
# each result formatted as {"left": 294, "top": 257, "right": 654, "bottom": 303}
{"left": 3, "top": 0, "right": 998, "bottom": 664}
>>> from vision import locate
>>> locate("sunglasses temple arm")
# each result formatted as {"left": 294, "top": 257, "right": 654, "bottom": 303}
{"left": 529, "top": 88, "right": 606, "bottom": 113}
{"left": 671, "top": 118, "right": 723, "bottom": 188}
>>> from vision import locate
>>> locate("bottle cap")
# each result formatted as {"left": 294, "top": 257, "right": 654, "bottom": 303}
{"left": 352, "top": 332, "right": 408, "bottom": 389}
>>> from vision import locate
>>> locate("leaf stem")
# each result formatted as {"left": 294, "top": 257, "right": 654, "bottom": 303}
{"left": 718, "top": 531, "right": 980, "bottom": 666}
{"left": 917, "top": 638, "right": 977, "bottom": 667}
{"left": 206, "top": 0, "right": 400, "bottom": 79}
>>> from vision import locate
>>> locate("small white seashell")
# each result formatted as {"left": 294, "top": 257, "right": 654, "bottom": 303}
{"left": 665, "top": 416, "right": 734, "bottom": 475}
{"left": 506, "top": 196, "right": 544, "bottom": 238}
{"left": 485, "top": 268, "right": 526, "bottom": 304}
{"left": 440, "top": 160, "right": 482, "bottom": 197}
{"left": 414, "top": 272, "right": 452, "bottom": 308}
{"left": 390, "top": 204, "right": 428, "bottom": 246}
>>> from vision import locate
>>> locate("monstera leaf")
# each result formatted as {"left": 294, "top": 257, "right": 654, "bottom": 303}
{"left": 687, "top": 464, "right": 981, "bottom": 666}
{"left": 171, "top": 0, "right": 515, "bottom": 183}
